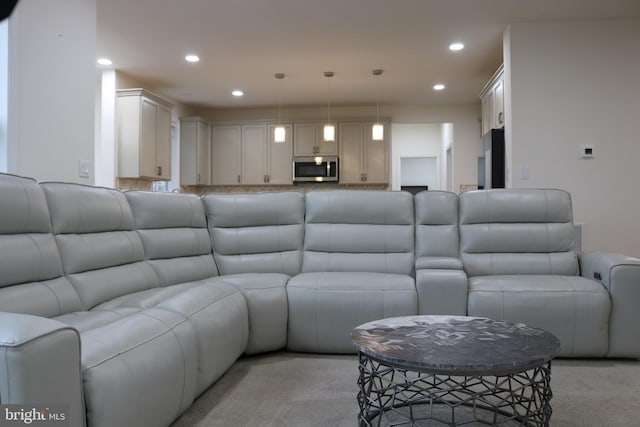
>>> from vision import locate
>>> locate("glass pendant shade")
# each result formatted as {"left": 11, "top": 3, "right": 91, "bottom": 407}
{"left": 274, "top": 125, "right": 286, "bottom": 143}
{"left": 274, "top": 73, "right": 286, "bottom": 143}
{"left": 372, "top": 123, "right": 384, "bottom": 141}
{"left": 323, "top": 124, "right": 335, "bottom": 142}
{"left": 323, "top": 71, "right": 334, "bottom": 142}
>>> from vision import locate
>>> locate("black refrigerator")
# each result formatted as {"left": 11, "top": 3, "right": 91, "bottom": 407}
{"left": 478, "top": 128, "right": 505, "bottom": 189}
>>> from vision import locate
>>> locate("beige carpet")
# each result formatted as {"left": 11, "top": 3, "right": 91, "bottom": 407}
{"left": 171, "top": 352, "right": 640, "bottom": 426}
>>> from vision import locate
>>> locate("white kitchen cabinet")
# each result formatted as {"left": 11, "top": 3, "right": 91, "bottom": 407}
{"left": 266, "top": 124, "right": 293, "bottom": 184}
{"left": 211, "top": 123, "right": 292, "bottom": 185}
{"left": 293, "top": 122, "right": 338, "bottom": 156}
{"left": 117, "top": 89, "right": 173, "bottom": 180}
{"left": 211, "top": 125, "right": 242, "bottom": 185}
{"left": 241, "top": 124, "right": 268, "bottom": 185}
{"left": 480, "top": 64, "right": 505, "bottom": 134}
{"left": 180, "top": 117, "right": 211, "bottom": 185}
{"left": 338, "top": 121, "right": 389, "bottom": 184}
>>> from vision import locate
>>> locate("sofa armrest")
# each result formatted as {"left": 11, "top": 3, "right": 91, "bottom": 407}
{"left": 579, "top": 251, "right": 640, "bottom": 358}
{"left": 0, "top": 313, "right": 85, "bottom": 427}
{"left": 415, "top": 259, "right": 468, "bottom": 315}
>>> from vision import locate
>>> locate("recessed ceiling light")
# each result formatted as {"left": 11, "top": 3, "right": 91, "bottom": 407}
{"left": 232, "top": 90, "right": 244, "bottom": 97}
{"left": 185, "top": 54, "right": 200, "bottom": 63}
{"left": 449, "top": 42, "right": 464, "bottom": 51}
{"left": 433, "top": 84, "right": 445, "bottom": 91}
{"left": 97, "top": 58, "right": 112, "bottom": 66}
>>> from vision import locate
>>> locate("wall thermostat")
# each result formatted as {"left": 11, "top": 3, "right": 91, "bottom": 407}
{"left": 579, "top": 145, "right": 594, "bottom": 159}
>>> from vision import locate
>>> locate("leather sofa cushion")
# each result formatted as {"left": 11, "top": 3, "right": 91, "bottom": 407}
{"left": 42, "top": 182, "right": 134, "bottom": 234}
{"left": 125, "top": 191, "right": 220, "bottom": 286}
{"left": 468, "top": 275, "right": 610, "bottom": 357}
{"left": 302, "top": 191, "right": 414, "bottom": 275}
{"left": 287, "top": 272, "right": 417, "bottom": 353}
{"left": 415, "top": 190, "right": 460, "bottom": 260}
{"left": 0, "top": 174, "right": 83, "bottom": 317}
{"left": 203, "top": 192, "right": 305, "bottom": 276}
{"left": 125, "top": 191, "right": 207, "bottom": 229}
{"left": 459, "top": 189, "right": 579, "bottom": 277}
{"left": 0, "top": 173, "right": 51, "bottom": 234}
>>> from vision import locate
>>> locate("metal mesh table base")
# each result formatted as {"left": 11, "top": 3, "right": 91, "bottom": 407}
{"left": 357, "top": 352, "right": 553, "bottom": 427}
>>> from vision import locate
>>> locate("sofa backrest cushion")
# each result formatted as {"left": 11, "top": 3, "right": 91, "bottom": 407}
{"left": 0, "top": 174, "right": 82, "bottom": 317}
{"left": 414, "top": 191, "right": 462, "bottom": 269}
{"left": 203, "top": 192, "right": 305, "bottom": 276}
{"left": 41, "top": 182, "right": 158, "bottom": 309}
{"left": 302, "top": 190, "right": 414, "bottom": 275}
{"left": 459, "top": 189, "right": 578, "bottom": 277}
{"left": 125, "top": 191, "right": 219, "bottom": 285}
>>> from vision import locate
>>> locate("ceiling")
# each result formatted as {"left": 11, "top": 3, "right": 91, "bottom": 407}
{"left": 97, "top": 0, "right": 640, "bottom": 110}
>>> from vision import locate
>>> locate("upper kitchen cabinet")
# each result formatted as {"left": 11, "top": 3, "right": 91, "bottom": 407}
{"left": 211, "top": 123, "right": 293, "bottom": 185}
{"left": 180, "top": 117, "right": 211, "bottom": 186}
{"left": 480, "top": 64, "right": 505, "bottom": 134}
{"left": 117, "top": 89, "right": 173, "bottom": 180}
{"left": 339, "top": 121, "right": 389, "bottom": 184}
{"left": 211, "top": 125, "right": 242, "bottom": 185}
{"left": 293, "top": 122, "right": 338, "bottom": 156}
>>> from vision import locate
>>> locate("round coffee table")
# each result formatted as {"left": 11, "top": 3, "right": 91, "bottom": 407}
{"left": 351, "top": 315, "right": 561, "bottom": 426}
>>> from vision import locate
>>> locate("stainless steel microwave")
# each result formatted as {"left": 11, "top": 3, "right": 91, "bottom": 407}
{"left": 293, "top": 156, "right": 338, "bottom": 182}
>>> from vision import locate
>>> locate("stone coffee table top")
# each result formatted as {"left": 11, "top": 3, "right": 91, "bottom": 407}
{"left": 352, "top": 315, "right": 561, "bottom": 376}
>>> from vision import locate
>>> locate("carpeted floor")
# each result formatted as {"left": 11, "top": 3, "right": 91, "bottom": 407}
{"left": 171, "top": 352, "right": 640, "bottom": 426}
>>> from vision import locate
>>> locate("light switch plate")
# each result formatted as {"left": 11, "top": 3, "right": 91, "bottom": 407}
{"left": 78, "top": 160, "right": 90, "bottom": 178}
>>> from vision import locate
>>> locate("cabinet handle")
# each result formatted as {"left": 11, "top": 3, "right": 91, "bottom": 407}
{"left": 157, "top": 166, "right": 162, "bottom": 176}
{"left": 237, "top": 175, "right": 241, "bottom": 183}
{"left": 267, "top": 175, "right": 270, "bottom": 183}
{"left": 364, "top": 173, "right": 367, "bottom": 181}
{"left": 498, "top": 112, "right": 504, "bottom": 124}
{"left": 197, "top": 173, "right": 201, "bottom": 183}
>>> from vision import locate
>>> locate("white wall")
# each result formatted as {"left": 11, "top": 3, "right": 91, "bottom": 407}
{"left": 505, "top": 19, "right": 640, "bottom": 257}
{"left": 0, "top": 20, "right": 8, "bottom": 172}
{"left": 7, "top": 0, "right": 96, "bottom": 183}
{"left": 391, "top": 123, "right": 442, "bottom": 191}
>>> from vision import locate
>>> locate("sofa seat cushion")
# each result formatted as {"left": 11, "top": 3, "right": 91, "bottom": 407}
{"left": 80, "top": 308, "right": 198, "bottom": 427}
{"left": 54, "top": 307, "right": 142, "bottom": 333}
{"left": 286, "top": 272, "right": 417, "bottom": 353}
{"left": 214, "top": 273, "right": 289, "bottom": 355}
{"left": 91, "top": 281, "right": 207, "bottom": 311}
{"left": 155, "top": 280, "right": 249, "bottom": 395}
{"left": 467, "top": 275, "right": 610, "bottom": 357}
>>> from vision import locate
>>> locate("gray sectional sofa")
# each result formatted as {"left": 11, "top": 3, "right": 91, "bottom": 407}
{"left": 1, "top": 172, "right": 639, "bottom": 427}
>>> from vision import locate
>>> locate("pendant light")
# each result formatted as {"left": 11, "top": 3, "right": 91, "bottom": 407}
{"left": 274, "top": 73, "right": 286, "bottom": 143}
{"left": 372, "top": 69, "right": 384, "bottom": 141}
{"left": 323, "top": 71, "right": 335, "bottom": 142}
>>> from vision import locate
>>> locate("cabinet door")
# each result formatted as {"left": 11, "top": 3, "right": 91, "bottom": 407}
{"left": 139, "top": 98, "right": 158, "bottom": 178}
{"left": 493, "top": 79, "right": 505, "bottom": 128}
{"left": 364, "top": 122, "right": 389, "bottom": 183}
{"left": 481, "top": 95, "right": 492, "bottom": 135}
{"left": 241, "top": 124, "right": 268, "bottom": 184}
{"left": 196, "top": 121, "right": 211, "bottom": 184}
{"left": 155, "top": 104, "right": 172, "bottom": 179}
{"left": 338, "top": 122, "right": 364, "bottom": 184}
{"left": 293, "top": 123, "right": 338, "bottom": 156}
{"left": 267, "top": 124, "right": 293, "bottom": 184}
{"left": 293, "top": 123, "right": 316, "bottom": 156}
{"left": 211, "top": 125, "right": 241, "bottom": 184}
